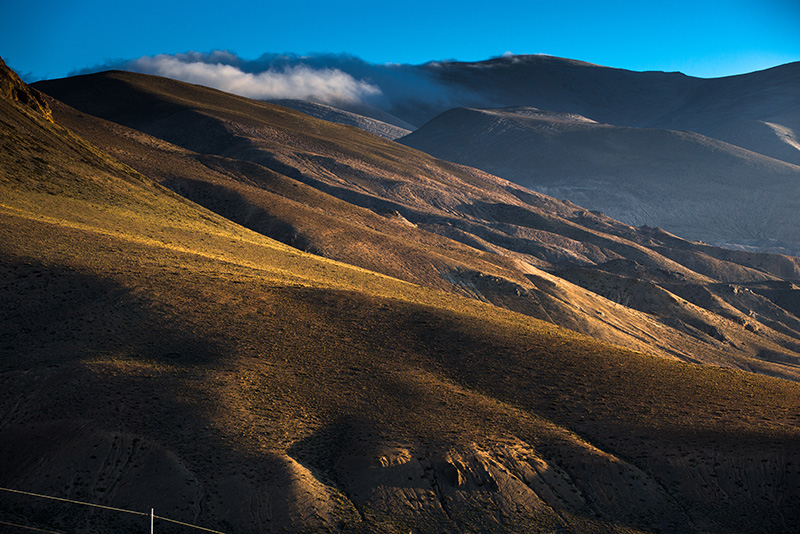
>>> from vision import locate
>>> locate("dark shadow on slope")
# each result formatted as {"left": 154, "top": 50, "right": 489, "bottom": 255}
{"left": 287, "top": 286, "right": 800, "bottom": 532}
{"left": 160, "top": 176, "right": 319, "bottom": 254}
{"left": 230, "top": 148, "right": 432, "bottom": 222}
{"left": 0, "top": 261, "right": 358, "bottom": 533}
{"left": 749, "top": 283, "right": 800, "bottom": 318}
{"left": 272, "top": 287, "right": 746, "bottom": 533}
{"left": 0, "top": 259, "right": 227, "bottom": 370}
{"left": 36, "top": 74, "right": 247, "bottom": 157}
{"left": 34, "top": 73, "right": 197, "bottom": 140}
{"left": 0, "top": 358, "right": 355, "bottom": 534}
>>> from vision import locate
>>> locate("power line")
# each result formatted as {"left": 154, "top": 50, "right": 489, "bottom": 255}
{"left": 0, "top": 487, "right": 146, "bottom": 517}
{"left": 0, "top": 520, "right": 63, "bottom": 534}
{"left": 0, "top": 487, "right": 225, "bottom": 534}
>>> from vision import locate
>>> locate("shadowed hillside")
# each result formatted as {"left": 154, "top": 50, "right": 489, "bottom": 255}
{"left": 3, "top": 61, "right": 800, "bottom": 533}
{"left": 644, "top": 62, "right": 800, "bottom": 166}
{"left": 391, "top": 57, "right": 799, "bottom": 257}
{"left": 399, "top": 106, "right": 800, "bottom": 255}
{"left": 407, "top": 55, "right": 800, "bottom": 167}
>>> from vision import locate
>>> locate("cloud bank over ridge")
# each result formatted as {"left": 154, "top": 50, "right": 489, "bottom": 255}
{"left": 113, "top": 52, "right": 382, "bottom": 105}
{"left": 74, "top": 51, "right": 491, "bottom": 125}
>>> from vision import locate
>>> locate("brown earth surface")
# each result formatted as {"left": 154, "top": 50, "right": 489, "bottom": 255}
{"left": 2, "top": 62, "right": 800, "bottom": 533}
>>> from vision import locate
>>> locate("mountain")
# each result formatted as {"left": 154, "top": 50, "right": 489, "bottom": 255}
{"left": 44, "top": 55, "right": 800, "bottom": 258}
{"left": 268, "top": 99, "right": 413, "bottom": 140}
{"left": 393, "top": 56, "right": 698, "bottom": 129}
{"left": 277, "top": 54, "right": 799, "bottom": 259}
{"left": 644, "top": 62, "right": 800, "bottom": 166}
{"left": 3, "top": 62, "right": 800, "bottom": 533}
{"left": 398, "top": 106, "right": 800, "bottom": 255}
{"left": 33, "top": 69, "right": 800, "bottom": 382}
{"left": 391, "top": 55, "right": 800, "bottom": 167}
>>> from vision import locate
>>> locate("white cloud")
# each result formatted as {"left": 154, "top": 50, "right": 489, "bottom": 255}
{"left": 129, "top": 54, "right": 382, "bottom": 105}
{"left": 75, "top": 51, "right": 492, "bottom": 126}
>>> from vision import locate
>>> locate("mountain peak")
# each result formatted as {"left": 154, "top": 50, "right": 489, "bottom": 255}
{"left": 0, "top": 57, "right": 52, "bottom": 121}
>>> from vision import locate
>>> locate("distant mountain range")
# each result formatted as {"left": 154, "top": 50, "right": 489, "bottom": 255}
{"left": 399, "top": 105, "right": 800, "bottom": 254}
{"left": 3, "top": 56, "right": 800, "bottom": 533}
{"left": 394, "top": 56, "right": 800, "bottom": 166}
{"left": 33, "top": 68, "right": 800, "bottom": 378}
{"left": 246, "top": 55, "right": 800, "bottom": 255}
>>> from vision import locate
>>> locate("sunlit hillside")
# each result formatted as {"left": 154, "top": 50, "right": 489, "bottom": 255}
{"left": 3, "top": 59, "right": 800, "bottom": 533}
{"left": 34, "top": 69, "right": 800, "bottom": 382}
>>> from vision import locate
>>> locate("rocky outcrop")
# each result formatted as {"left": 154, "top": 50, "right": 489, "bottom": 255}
{"left": 0, "top": 57, "right": 52, "bottom": 121}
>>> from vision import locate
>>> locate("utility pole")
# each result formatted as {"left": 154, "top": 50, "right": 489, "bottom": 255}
{"left": 150, "top": 508, "right": 154, "bottom": 534}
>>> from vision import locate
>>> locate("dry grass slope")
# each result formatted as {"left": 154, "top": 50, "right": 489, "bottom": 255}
{"left": 1, "top": 64, "right": 800, "bottom": 533}
{"left": 35, "top": 70, "right": 800, "bottom": 383}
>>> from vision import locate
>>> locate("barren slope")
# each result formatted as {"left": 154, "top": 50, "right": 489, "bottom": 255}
{"left": 269, "top": 98, "right": 413, "bottom": 139}
{"left": 408, "top": 55, "right": 697, "bottom": 128}
{"left": 399, "top": 106, "right": 800, "bottom": 254}
{"left": 5, "top": 59, "right": 800, "bottom": 534}
{"left": 404, "top": 55, "right": 800, "bottom": 166}
{"left": 33, "top": 70, "right": 800, "bottom": 383}
{"left": 646, "top": 62, "right": 800, "bottom": 166}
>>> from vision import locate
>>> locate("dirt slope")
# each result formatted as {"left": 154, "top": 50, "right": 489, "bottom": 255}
{"left": 33, "top": 70, "right": 800, "bottom": 382}
{"left": 269, "top": 98, "right": 413, "bottom": 139}
{"left": 399, "top": 106, "right": 800, "bottom": 254}
{"left": 3, "top": 57, "right": 800, "bottom": 534}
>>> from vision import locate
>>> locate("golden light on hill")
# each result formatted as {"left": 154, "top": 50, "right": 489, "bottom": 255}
{"left": 2, "top": 60, "right": 800, "bottom": 533}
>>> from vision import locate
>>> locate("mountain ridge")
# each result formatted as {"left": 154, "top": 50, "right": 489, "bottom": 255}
{"left": 0, "top": 58, "right": 52, "bottom": 121}
{"left": 420, "top": 55, "right": 800, "bottom": 149}
{"left": 399, "top": 105, "right": 800, "bottom": 255}
{"left": 4, "top": 61, "right": 800, "bottom": 533}
{"left": 268, "top": 98, "right": 413, "bottom": 139}
{"left": 33, "top": 69, "right": 800, "bottom": 383}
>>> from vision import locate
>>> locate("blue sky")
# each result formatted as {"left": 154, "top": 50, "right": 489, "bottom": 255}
{"left": 1, "top": 0, "right": 799, "bottom": 81}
